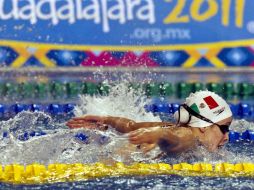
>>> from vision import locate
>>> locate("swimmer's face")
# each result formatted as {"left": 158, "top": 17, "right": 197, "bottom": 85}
{"left": 202, "top": 117, "right": 232, "bottom": 152}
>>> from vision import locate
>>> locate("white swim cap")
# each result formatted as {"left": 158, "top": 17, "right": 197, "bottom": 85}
{"left": 174, "top": 90, "right": 232, "bottom": 128}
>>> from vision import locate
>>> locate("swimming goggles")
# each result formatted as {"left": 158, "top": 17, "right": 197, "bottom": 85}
{"left": 179, "top": 104, "right": 230, "bottom": 135}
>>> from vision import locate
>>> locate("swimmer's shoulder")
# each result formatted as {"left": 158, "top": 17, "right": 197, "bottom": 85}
{"left": 158, "top": 126, "right": 196, "bottom": 154}
{"left": 169, "top": 125, "right": 194, "bottom": 139}
{"left": 159, "top": 124, "right": 194, "bottom": 140}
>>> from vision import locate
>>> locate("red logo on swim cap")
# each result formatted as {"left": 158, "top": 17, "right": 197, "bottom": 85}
{"left": 203, "top": 96, "right": 219, "bottom": 110}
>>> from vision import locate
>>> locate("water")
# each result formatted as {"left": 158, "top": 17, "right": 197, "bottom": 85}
{"left": 1, "top": 175, "right": 254, "bottom": 190}
{"left": 0, "top": 81, "right": 253, "bottom": 189}
{"left": 0, "top": 115, "right": 157, "bottom": 165}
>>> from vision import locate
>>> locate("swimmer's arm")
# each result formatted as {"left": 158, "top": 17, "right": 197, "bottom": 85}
{"left": 104, "top": 116, "right": 173, "bottom": 133}
{"left": 127, "top": 126, "right": 195, "bottom": 153}
{"left": 158, "top": 128, "right": 196, "bottom": 154}
{"left": 67, "top": 115, "right": 173, "bottom": 133}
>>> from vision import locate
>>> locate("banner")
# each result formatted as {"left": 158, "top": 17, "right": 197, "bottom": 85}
{"left": 0, "top": 0, "right": 254, "bottom": 50}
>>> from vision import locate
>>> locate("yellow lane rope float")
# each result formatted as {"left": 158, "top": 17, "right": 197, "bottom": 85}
{"left": 0, "top": 162, "right": 254, "bottom": 184}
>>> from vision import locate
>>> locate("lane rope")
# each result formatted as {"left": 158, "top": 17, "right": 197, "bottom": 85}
{"left": 0, "top": 162, "right": 254, "bottom": 184}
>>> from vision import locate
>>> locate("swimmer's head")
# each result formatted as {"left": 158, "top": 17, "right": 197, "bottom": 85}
{"left": 174, "top": 90, "right": 232, "bottom": 128}
{"left": 174, "top": 90, "right": 233, "bottom": 151}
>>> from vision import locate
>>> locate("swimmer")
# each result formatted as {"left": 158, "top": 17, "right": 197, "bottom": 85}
{"left": 67, "top": 90, "right": 233, "bottom": 155}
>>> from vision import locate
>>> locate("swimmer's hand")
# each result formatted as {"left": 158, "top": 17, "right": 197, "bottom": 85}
{"left": 129, "top": 127, "right": 162, "bottom": 145}
{"left": 66, "top": 115, "right": 108, "bottom": 130}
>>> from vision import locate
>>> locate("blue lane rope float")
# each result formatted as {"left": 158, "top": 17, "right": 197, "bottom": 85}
{"left": 0, "top": 103, "right": 76, "bottom": 116}
{"left": 0, "top": 102, "right": 253, "bottom": 118}
{"left": 146, "top": 102, "right": 254, "bottom": 120}
{"left": 229, "top": 130, "right": 254, "bottom": 142}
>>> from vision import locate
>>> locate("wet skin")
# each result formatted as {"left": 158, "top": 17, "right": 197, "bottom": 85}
{"left": 67, "top": 116, "right": 232, "bottom": 154}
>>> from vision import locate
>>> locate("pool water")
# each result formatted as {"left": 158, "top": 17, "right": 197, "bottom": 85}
{"left": 0, "top": 69, "right": 253, "bottom": 189}
{"left": 0, "top": 175, "right": 253, "bottom": 190}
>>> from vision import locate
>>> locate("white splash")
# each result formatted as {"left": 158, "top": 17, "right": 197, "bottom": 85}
{"left": 74, "top": 82, "right": 161, "bottom": 122}
{"left": 230, "top": 119, "right": 254, "bottom": 132}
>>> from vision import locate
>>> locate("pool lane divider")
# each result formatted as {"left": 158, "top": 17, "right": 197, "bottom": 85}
{"left": 0, "top": 102, "right": 254, "bottom": 119}
{"left": 0, "top": 162, "right": 253, "bottom": 184}
{"left": 229, "top": 130, "right": 254, "bottom": 142}
{"left": 1, "top": 81, "right": 254, "bottom": 100}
